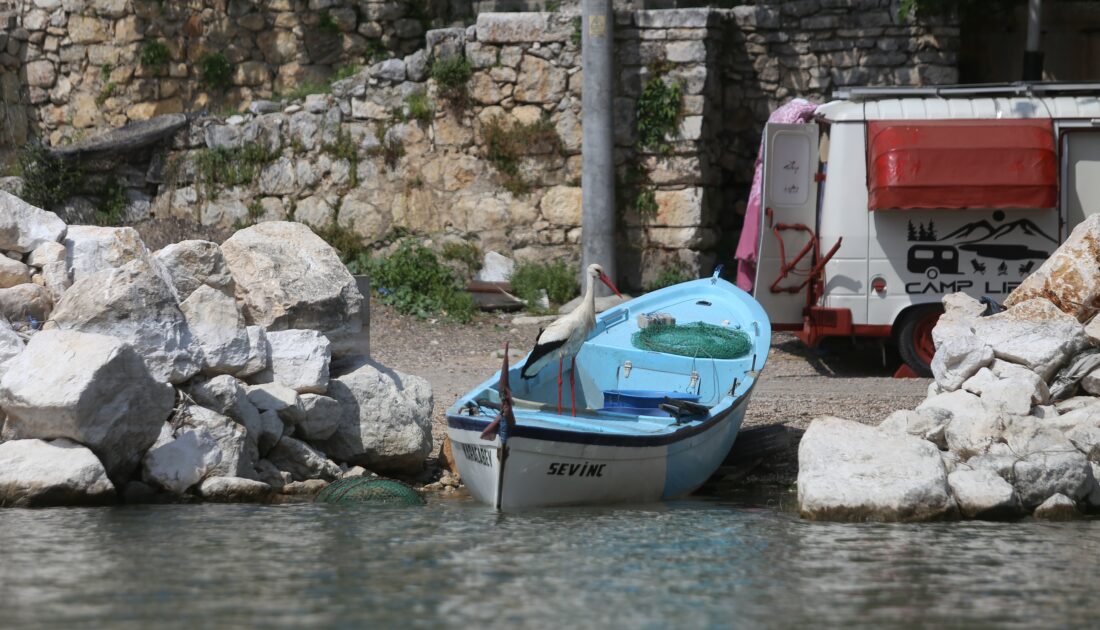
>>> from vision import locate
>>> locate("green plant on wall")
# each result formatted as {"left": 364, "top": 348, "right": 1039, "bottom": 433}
{"left": 431, "top": 55, "right": 472, "bottom": 106}
{"left": 644, "top": 262, "right": 693, "bottom": 292}
{"left": 194, "top": 144, "right": 280, "bottom": 197}
{"left": 322, "top": 126, "right": 361, "bottom": 186}
{"left": 618, "top": 163, "right": 659, "bottom": 220}
{"left": 318, "top": 10, "right": 341, "bottom": 34}
{"left": 366, "top": 123, "right": 405, "bottom": 172}
{"left": 636, "top": 72, "right": 683, "bottom": 154}
{"left": 95, "top": 177, "right": 128, "bottom": 226}
{"left": 198, "top": 52, "right": 233, "bottom": 90}
{"left": 404, "top": 89, "right": 434, "bottom": 123}
{"left": 141, "top": 40, "right": 171, "bottom": 67}
{"left": 16, "top": 143, "right": 83, "bottom": 211}
{"left": 483, "top": 116, "right": 563, "bottom": 196}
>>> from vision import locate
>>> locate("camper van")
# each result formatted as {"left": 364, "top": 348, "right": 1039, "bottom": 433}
{"left": 754, "top": 83, "right": 1100, "bottom": 376}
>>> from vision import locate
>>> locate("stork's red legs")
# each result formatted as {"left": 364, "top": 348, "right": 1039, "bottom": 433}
{"left": 570, "top": 357, "right": 576, "bottom": 417}
{"left": 557, "top": 356, "right": 563, "bottom": 414}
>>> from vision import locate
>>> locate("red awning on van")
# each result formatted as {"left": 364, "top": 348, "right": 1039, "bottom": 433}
{"left": 866, "top": 119, "right": 1057, "bottom": 210}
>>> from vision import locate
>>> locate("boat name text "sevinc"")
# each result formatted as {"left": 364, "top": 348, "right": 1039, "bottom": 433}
{"left": 461, "top": 443, "right": 492, "bottom": 467}
{"left": 547, "top": 463, "right": 607, "bottom": 477}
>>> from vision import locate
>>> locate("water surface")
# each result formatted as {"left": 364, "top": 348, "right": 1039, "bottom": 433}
{"left": 1, "top": 496, "right": 1098, "bottom": 628}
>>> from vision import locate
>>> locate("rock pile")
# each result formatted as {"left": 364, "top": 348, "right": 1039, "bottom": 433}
{"left": 798, "top": 216, "right": 1100, "bottom": 522}
{"left": 0, "top": 191, "right": 433, "bottom": 508}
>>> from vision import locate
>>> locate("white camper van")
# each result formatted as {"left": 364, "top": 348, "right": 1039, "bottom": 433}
{"left": 754, "top": 83, "right": 1100, "bottom": 376}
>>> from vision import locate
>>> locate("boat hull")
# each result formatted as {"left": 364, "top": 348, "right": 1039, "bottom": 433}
{"left": 447, "top": 390, "right": 751, "bottom": 510}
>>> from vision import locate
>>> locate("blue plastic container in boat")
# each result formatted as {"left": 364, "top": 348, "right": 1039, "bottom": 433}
{"left": 601, "top": 389, "right": 700, "bottom": 411}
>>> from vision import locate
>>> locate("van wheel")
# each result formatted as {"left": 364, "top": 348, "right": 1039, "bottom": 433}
{"left": 897, "top": 305, "right": 944, "bottom": 377}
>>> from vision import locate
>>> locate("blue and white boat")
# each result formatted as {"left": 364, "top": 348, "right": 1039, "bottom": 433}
{"left": 446, "top": 273, "right": 771, "bottom": 510}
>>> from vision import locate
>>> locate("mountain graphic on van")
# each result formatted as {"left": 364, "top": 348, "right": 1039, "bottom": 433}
{"left": 938, "top": 218, "right": 1057, "bottom": 245}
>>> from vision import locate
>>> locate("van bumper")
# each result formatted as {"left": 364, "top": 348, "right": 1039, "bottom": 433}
{"left": 791, "top": 307, "right": 893, "bottom": 347}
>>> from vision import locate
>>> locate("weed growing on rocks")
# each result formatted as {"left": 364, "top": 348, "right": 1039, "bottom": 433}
{"left": 95, "top": 177, "right": 127, "bottom": 226}
{"left": 361, "top": 239, "right": 476, "bottom": 322}
{"left": 322, "top": 127, "right": 360, "bottom": 186}
{"left": 405, "top": 89, "right": 434, "bottom": 123}
{"left": 318, "top": 10, "right": 341, "bottom": 34}
{"left": 96, "top": 82, "right": 116, "bottom": 106}
{"left": 483, "top": 116, "right": 562, "bottom": 196}
{"left": 311, "top": 220, "right": 366, "bottom": 263}
{"left": 431, "top": 55, "right": 472, "bottom": 106}
{"left": 199, "top": 52, "right": 233, "bottom": 90}
{"left": 367, "top": 123, "right": 405, "bottom": 172}
{"left": 17, "top": 143, "right": 83, "bottom": 211}
{"left": 511, "top": 259, "right": 577, "bottom": 313}
{"left": 141, "top": 40, "right": 171, "bottom": 67}
{"left": 442, "top": 241, "right": 482, "bottom": 276}
{"left": 194, "top": 144, "right": 280, "bottom": 197}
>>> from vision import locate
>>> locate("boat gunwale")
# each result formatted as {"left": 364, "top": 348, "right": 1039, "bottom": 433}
{"left": 445, "top": 381, "right": 755, "bottom": 448}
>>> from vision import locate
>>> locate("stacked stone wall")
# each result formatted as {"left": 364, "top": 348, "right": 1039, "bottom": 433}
{"left": 1, "top": 4, "right": 959, "bottom": 289}
{"left": 0, "top": 0, "right": 473, "bottom": 149}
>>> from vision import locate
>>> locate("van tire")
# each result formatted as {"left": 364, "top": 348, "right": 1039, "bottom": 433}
{"left": 896, "top": 305, "right": 944, "bottom": 377}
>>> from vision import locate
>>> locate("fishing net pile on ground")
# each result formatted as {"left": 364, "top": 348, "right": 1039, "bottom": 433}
{"left": 631, "top": 322, "right": 753, "bottom": 359}
{"left": 315, "top": 478, "right": 425, "bottom": 506}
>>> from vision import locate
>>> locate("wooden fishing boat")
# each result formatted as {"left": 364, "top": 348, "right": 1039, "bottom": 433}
{"left": 446, "top": 272, "right": 771, "bottom": 510}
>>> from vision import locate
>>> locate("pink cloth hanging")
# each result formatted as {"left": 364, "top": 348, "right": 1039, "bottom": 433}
{"left": 734, "top": 99, "right": 819, "bottom": 292}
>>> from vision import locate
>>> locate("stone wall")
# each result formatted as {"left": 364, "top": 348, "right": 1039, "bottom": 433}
{"left": 0, "top": 0, "right": 473, "bottom": 149}
{"left": 2, "top": 4, "right": 959, "bottom": 289}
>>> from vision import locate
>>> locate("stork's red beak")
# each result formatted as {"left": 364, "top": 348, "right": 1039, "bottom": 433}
{"left": 599, "top": 272, "right": 622, "bottom": 298}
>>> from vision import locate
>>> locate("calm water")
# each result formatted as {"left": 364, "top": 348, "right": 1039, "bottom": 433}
{"left": 1, "top": 495, "right": 1098, "bottom": 629}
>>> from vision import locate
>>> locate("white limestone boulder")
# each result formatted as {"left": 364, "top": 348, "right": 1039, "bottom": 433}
{"left": 188, "top": 375, "right": 263, "bottom": 465}
{"left": 48, "top": 257, "right": 200, "bottom": 384}
{"left": 294, "top": 393, "right": 342, "bottom": 441}
{"left": 972, "top": 299, "right": 1087, "bottom": 381}
{"left": 235, "top": 325, "right": 269, "bottom": 378}
{"left": 796, "top": 416, "right": 955, "bottom": 522}
{"left": 980, "top": 377, "right": 1036, "bottom": 417}
{"left": 141, "top": 426, "right": 222, "bottom": 494}
{"left": 0, "top": 255, "right": 30, "bottom": 288}
{"left": 919, "top": 390, "right": 1004, "bottom": 459}
{"left": 0, "top": 190, "right": 66, "bottom": 253}
{"left": 197, "top": 476, "right": 274, "bottom": 502}
{"left": 154, "top": 239, "right": 235, "bottom": 301}
{"left": 1033, "top": 493, "right": 1080, "bottom": 520}
{"left": 176, "top": 405, "right": 256, "bottom": 479}
{"left": 246, "top": 382, "right": 304, "bottom": 420}
{"left": 313, "top": 358, "right": 433, "bottom": 473}
{"left": 0, "top": 439, "right": 115, "bottom": 506}
{"left": 180, "top": 284, "right": 251, "bottom": 375}
{"left": 0, "top": 283, "right": 52, "bottom": 322}
{"left": 27, "top": 241, "right": 65, "bottom": 267}
{"left": 220, "top": 222, "right": 363, "bottom": 345}
{"left": 931, "top": 333, "right": 993, "bottom": 391}
{"left": 0, "top": 330, "right": 173, "bottom": 478}
{"left": 266, "top": 436, "right": 341, "bottom": 481}
{"left": 990, "top": 359, "right": 1050, "bottom": 405}
{"left": 947, "top": 469, "right": 1020, "bottom": 519}
{"left": 258, "top": 409, "right": 283, "bottom": 456}
{"left": 63, "top": 225, "right": 150, "bottom": 282}
{"left": 1002, "top": 416, "right": 1094, "bottom": 508}
{"left": 250, "top": 329, "right": 331, "bottom": 394}
{"left": 1065, "top": 422, "right": 1100, "bottom": 461}
{"left": 0, "top": 316, "right": 24, "bottom": 380}
{"left": 877, "top": 408, "right": 948, "bottom": 449}
{"left": 36, "top": 260, "right": 70, "bottom": 302}
{"left": 1004, "top": 214, "right": 1100, "bottom": 321}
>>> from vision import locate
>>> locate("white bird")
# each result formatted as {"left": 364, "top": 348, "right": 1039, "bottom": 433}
{"left": 520, "top": 263, "right": 622, "bottom": 416}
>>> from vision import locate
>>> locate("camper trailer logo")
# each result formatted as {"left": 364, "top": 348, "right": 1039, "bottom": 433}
{"left": 905, "top": 211, "right": 1054, "bottom": 295}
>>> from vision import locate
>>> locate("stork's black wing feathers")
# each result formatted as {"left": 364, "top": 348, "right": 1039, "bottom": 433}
{"left": 520, "top": 328, "right": 566, "bottom": 379}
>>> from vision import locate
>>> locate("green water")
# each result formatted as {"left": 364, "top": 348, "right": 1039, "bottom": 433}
{"left": 1, "top": 497, "right": 1098, "bottom": 628}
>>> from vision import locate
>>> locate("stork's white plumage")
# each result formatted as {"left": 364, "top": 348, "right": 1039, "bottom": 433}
{"left": 520, "top": 263, "right": 621, "bottom": 415}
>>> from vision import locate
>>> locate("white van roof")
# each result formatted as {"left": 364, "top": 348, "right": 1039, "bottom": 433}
{"left": 817, "top": 82, "right": 1100, "bottom": 122}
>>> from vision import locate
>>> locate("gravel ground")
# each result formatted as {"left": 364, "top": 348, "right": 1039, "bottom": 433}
{"left": 369, "top": 303, "right": 930, "bottom": 487}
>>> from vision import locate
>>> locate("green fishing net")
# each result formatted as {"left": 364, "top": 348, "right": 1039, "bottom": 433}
{"left": 631, "top": 321, "right": 753, "bottom": 359}
{"left": 314, "top": 478, "right": 426, "bottom": 506}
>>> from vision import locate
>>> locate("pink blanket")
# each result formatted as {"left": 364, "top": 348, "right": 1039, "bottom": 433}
{"left": 734, "top": 99, "right": 819, "bottom": 292}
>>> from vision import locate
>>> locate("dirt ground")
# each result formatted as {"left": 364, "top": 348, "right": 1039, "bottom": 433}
{"left": 369, "top": 302, "right": 930, "bottom": 487}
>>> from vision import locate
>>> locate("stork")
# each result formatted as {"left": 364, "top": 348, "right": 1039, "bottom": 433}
{"left": 520, "top": 263, "right": 622, "bottom": 416}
